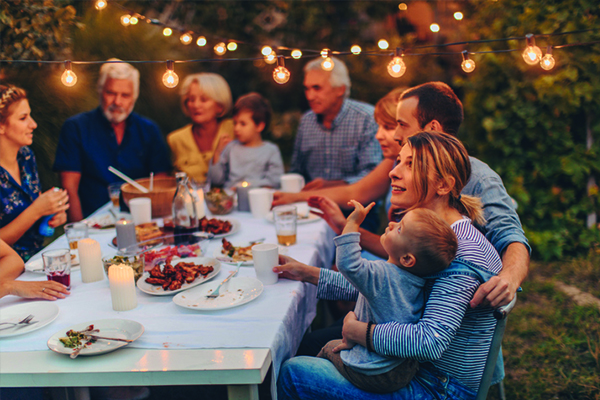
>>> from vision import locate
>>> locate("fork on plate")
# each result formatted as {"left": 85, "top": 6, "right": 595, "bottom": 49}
{"left": 0, "top": 314, "right": 36, "bottom": 331}
{"left": 206, "top": 262, "right": 242, "bottom": 299}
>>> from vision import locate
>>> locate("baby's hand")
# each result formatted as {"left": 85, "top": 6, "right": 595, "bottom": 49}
{"left": 343, "top": 200, "right": 375, "bottom": 234}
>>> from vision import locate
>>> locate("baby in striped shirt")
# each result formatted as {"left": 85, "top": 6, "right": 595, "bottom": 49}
{"left": 317, "top": 201, "right": 458, "bottom": 393}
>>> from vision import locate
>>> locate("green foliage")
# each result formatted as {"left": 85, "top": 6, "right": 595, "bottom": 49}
{"left": 451, "top": 0, "right": 600, "bottom": 260}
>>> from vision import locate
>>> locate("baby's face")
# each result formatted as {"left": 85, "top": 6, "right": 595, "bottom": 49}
{"left": 381, "top": 210, "right": 416, "bottom": 265}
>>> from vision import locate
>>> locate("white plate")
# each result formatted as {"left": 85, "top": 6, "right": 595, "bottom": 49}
{"left": 199, "top": 217, "right": 240, "bottom": 239}
{"left": 136, "top": 257, "right": 221, "bottom": 296}
{"left": 0, "top": 302, "right": 59, "bottom": 338}
{"left": 173, "top": 277, "right": 263, "bottom": 311}
{"left": 265, "top": 212, "right": 321, "bottom": 225}
{"left": 85, "top": 213, "right": 116, "bottom": 229}
{"left": 25, "top": 254, "right": 80, "bottom": 274}
{"left": 213, "top": 244, "right": 287, "bottom": 266}
{"left": 47, "top": 319, "right": 143, "bottom": 357}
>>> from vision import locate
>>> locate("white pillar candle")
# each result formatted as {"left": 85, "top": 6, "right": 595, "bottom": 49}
{"left": 116, "top": 219, "right": 137, "bottom": 249}
{"left": 78, "top": 238, "right": 105, "bottom": 283}
{"left": 195, "top": 188, "right": 205, "bottom": 219}
{"left": 108, "top": 264, "right": 137, "bottom": 311}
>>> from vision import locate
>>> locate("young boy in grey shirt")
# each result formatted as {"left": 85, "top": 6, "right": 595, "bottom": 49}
{"left": 318, "top": 201, "right": 458, "bottom": 393}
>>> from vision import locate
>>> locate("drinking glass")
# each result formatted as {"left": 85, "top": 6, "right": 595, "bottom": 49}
{"left": 64, "top": 222, "right": 89, "bottom": 251}
{"left": 273, "top": 205, "right": 297, "bottom": 246}
{"left": 42, "top": 249, "right": 71, "bottom": 289}
{"left": 108, "top": 182, "right": 122, "bottom": 212}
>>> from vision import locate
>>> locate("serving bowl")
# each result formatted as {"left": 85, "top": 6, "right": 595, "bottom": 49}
{"left": 121, "top": 177, "right": 177, "bottom": 218}
{"left": 205, "top": 188, "right": 235, "bottom": 215}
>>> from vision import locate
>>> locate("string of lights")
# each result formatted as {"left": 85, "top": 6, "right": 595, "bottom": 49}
{"left": 2, "top": 0, "right": 599, "bottom": 86}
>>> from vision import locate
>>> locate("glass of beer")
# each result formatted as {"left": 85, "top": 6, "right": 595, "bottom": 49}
{"left": 108, "top": 182, "right": 122, "bottom": 212}
{"left": 273, "top": 205, "right": 297, "bottom": 246}
{"left": 64, "top": 222, "right": 89, "bottom": 251}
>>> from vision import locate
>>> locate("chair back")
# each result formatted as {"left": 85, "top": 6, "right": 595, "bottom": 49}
{"left": 475, "top": 295, "right": 517, "bottom": 400}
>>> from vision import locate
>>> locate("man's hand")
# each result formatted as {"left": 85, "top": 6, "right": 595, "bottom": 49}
{"left": 307, "top": 196, "right": 346, "bottom": 235}
{"left": 332, "top": 337, "right": 355, "bottom": 353}
{"left": 302, "top": 178, "right": 326, "bottom": 191}
{"left": 272, "top": 191, "right": 303, "bottom": 206}
{"left": 344, "top": 200, "right": 375, "bottom": 234}
{"left": 272, "top": 255, "right": 320, "bottom": 285}
{"left": 338, "top": 311, "right": 364, "bottom": 349}
{"left": 470, "top": 274, "right": 515, "bottom": 308}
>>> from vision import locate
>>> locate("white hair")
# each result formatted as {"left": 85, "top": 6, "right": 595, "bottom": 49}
{"left": 304, "top": 56, "right": 351, "bottom": 98}
{"left": 179, "top": 73, "right": 232, "bottom": 118}
{"left": 97, "top": 58, "right": 140, "bottom": 101}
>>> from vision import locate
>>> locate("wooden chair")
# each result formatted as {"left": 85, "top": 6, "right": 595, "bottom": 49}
{"left": 475, "top": 295, "right": 517, "bottom": 400}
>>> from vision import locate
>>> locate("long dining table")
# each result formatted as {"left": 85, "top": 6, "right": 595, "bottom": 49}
{"left": 0, "top": 203, "right": 336, "bottom": 400}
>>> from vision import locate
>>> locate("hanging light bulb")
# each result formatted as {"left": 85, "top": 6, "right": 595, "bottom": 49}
{"left": 540, "top": 46, "right": 556, "bottom": 70}
{"left": 461, "top": 50, "right": 476, "bottom": 73}
{"left": 262, "top": 46, "right": 273, "bottom": 56}
{"left": 454, "top": 12, "right": 464, "bottom": 20}
{"left": 196, "top": 36, "right": 207, "bottom": 46}
{"left": 163, "top": 27, "right": 172, "bottom": 37}
{"left": 273, "top": 56, "right": 291, "bottom": 84}
{"left": 351, "top": 45, "right": 362, "bottom": 55}
{"left": 180, "top": 32, "right": 193, "bottom": 45}
{"left": 129, "top": 15, "right": 138, "bottom": 25}
{"left": 214, "top": 42, "right": 227, "bottom": 56}
{"left": 522, "top": 34, "right": 542, "bottom": 65}
{"left": 227, "top": 42, "right": 238, "bottom": 51}
{"left": 265, "top": 50, "right": 277, "bottom": 64}
{"left": 378, "top": 39, "right": 389, "bottom": 50}
{"left": 95, "top": 0, "right": 107, "bottom": 10}
{"left": 430, "top": 23, "right": 440, "bottom": 33}
{"left": 162, "top": 60, "right": 179, "bottom": 88}
{"left": 398, "top": 3, "right": 408, "bottom": 11}
{"left": 291, "top": 49, "right": 302, "bottom": 59}
{"left": 61, "top": 61, "right": 78, "bottom": 87}
{"left": 120, "top": 14, "right": 131, "bottom": 26}
{"left": 387, "top": 48, "right": 406, "bottom": 78}
{"left": 320, "top": 49, "right": 334, "bottom": 71}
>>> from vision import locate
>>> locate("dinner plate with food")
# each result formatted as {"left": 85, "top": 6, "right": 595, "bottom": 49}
{"left": 136, "top": 256, "right": 221, "bottom": 295}
{"left": 47, "top": 319, "right": 143, "bottom": 358}
{"left": 213, "top": 238, "right": 287, "bottom": 266}
{"left": 173, "top": 277, "right": 264, "bottom": 311}
{"left": 25, "top": 253, "right": 79, "bottom": 274}
{"left": 197, "top": 216, "right": 240, "bottom": 238}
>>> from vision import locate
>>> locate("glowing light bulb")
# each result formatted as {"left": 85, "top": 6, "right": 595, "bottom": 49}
{"left": 522, "top": 34, "right": 542, "bottom": 65}
{"left": 291, "top": 49, "right": 302, "bottom": 59}
{"left": 430, "top": 23, "right": 440, "bottom": 33}
{"left": 196, "top": 36, "right": 207, "bottom": 46}
{"left": 129, "top": 15, "right": 138, "bottom": 25}
{"left": 454, "top": 12, "right": 463, "bottom": 20}
{"left": 351, "top": 45, "right": 362, "bottom": 55}
{"left": 461, "top": 53, "right": 476, "bottom": 73}
{"left": 321, "top": 57, "right": 334, "bottom": 71}
{"left": 262, "top": 46, "right": 273, "bottom": 56}
{"left": 378, "top": 39, "right": 389, "bottom": 50}
{"left": 162, "top": 61, "right": 179, "bottom": 88}
{"left": 180, "top": 32, "right": 192, "bottom": 45}
{"left": 320, "top": 48, "right": 330, "bottom": 58}
{"left": 61, "top": 62, "right": 77, "bottom": 87}
{"left": 273, "top": 66, "right": 290, "bottom": 84}
{"left": 398, "top": 3, "right": 407, "bottom": 11}
{"left": 163, "top": 27, "right": 172, "bottom": 37}
{"left": 95, "top": 0, "right": 107, "bottom": 10}
{"left": 120, "top": 14, "right": 131, "bottom": 26}
{"left": 540, "top": 46, "right": 555, "bottom": 70}
{"left": 227, "top": 42, "right": 237, "bottom": 51}
{"left": 214, "top": 42, "right": 226, "bottom": 56}
{"left": 265, "top": 51, "right": 277, "bottom": 64}
{"left": 387, "top": 57, "right": 406, "bottom": 78}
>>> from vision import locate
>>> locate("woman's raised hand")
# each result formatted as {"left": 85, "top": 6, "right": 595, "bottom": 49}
{"left": 307, "top": 196, "right": 346, "bottom": 235}
{"left": 273, "top": 255, "right": 320, "bottom": 286}
{"left": 48, "top": 211, "right": 68, "bottom": 228}
{"left": 32, "top": 188, "right": 69, "bottom": 218}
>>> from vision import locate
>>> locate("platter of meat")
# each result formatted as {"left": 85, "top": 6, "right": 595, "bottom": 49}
{"left": 198, "top": 217, "right": 240, "bottom": 238}
{"left": 136, "top": 257, "right": 221, "bottom": 296}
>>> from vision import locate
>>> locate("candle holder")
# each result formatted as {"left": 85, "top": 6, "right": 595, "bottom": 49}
{"left": 237, "top": 181, "right": 251, "bottom": 212}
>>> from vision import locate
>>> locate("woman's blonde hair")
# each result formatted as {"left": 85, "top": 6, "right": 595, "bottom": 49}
{"left": 374, "top": 87, "right": 405, "bottom": 128}
{"left": 0, "top": 85, "right": 27, "bottom": 125}
{"left": 406, "top": 131, "right": 485, "bottom": 225}
{"left": 179, "top": 73, "right": 232, "bottom": 119}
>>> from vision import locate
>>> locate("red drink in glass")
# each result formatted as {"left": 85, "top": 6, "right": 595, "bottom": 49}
{"left": 47, "top": 271, "right": 71, "bottom": 290}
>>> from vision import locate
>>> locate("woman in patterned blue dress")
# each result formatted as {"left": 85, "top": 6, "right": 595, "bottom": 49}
{"left": 0, "top": 85, "right": 69, "bottom": 261}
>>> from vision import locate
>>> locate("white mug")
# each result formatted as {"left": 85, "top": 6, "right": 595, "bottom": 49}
{"left": 251, "top": 243, "right": 279, "bottom": 285}
{"left": 280, "top": 173, "right": 305, "bottom": 193}
{"left": 248, "top": 188, "right": 274, "bottom": 219}
{"left": 129, "top": 197, "right": 152, "bottom": 225}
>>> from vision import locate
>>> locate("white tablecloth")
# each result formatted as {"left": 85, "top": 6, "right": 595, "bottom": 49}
{"left": 0, "top": 205, "right": 336, "bottom": 397}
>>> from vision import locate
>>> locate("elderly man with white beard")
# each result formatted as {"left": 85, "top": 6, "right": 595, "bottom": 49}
{"left": 54, "top": 59, "right": 171, "bottom": 221}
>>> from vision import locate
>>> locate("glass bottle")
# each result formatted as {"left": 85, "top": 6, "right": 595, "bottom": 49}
{"left": 172, "top": 172, "right": 198, "bottom": 244}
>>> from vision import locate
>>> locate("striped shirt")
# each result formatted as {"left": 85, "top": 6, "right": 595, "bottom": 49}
{"left": 290, "top": 99, "right": 382, "bottom": 184}
{"left": 317, "top": 217, "right": 503, "bottom": 390}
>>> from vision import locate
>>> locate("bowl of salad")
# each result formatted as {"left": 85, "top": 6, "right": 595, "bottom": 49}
{"left": 205, "top": 188, "right": 235, "bottom": 215}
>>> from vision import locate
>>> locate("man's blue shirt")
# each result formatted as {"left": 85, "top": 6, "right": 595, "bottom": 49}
{"left": 53, "top": 107, "right": 171, "bottom": 217}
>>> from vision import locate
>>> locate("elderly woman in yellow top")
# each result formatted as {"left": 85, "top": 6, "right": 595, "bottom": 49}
{"left": 167, "top": 73, "right": 234, "bottom": 183}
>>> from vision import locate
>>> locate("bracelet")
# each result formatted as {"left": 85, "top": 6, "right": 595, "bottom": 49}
{"left": 366, "top": 321, "right": 374, "bottom": 352}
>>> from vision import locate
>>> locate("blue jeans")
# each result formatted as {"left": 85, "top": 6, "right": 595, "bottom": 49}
{"left": 278, "top": 357, "right": 476, "bottom": 400}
